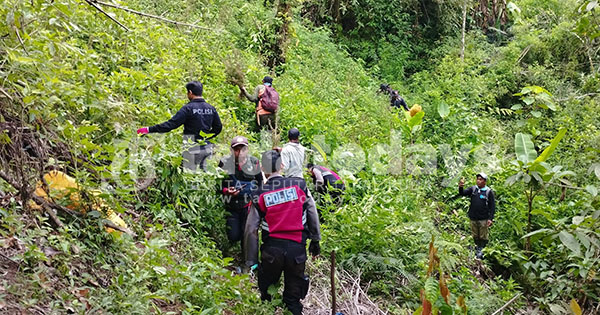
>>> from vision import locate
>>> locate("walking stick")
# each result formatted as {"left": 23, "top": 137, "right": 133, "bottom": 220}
{"left": 331, "top": 250, "right": 336, "bottom": 315}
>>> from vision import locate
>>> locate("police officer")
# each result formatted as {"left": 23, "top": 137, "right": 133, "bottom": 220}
{"left": 244, "top": 150, "right": 321, "bottom": 315}
{"left": 137, "top": 81, "right": 222, "bottom": 171}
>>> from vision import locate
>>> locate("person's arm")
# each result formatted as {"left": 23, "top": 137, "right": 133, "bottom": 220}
{"left": 488, "top": 190, "right": 496, "bottom": 221}
{"left": 207, "top": 109, "right": 222, "bottom": 140}
{"left": 458, "top": 186, "right": 474, "bottom": 196}
{"left": 244, "top": 204, "right": 261, "bottom": 266}
{"left": 243, "top": 85, "right": 261, "bottom": 103}
{"left": 219, "top": 177, "right": 239, "bottom": 196}
{"left": 312, "top": 168, "right": 325, "bottom": 187}
{"left": 217, "top": 160, "right": 237, "bottom": 196}
{"left": 399, "top": 98, "right": 409, "bottom": 111}
{"left": 458, "top": 178, "right": 473, "bottom": 196}
{"left": 148, "top": 106, "right": 188, "bottom": 133}
{"left": 304, "top": 188, "right": 321, "bottom": 257}
{"left": 305, "top": 189, "right": 321, "bottom": 241}
{"left": 254, "top": 160, "right": 264, "bottom": 183}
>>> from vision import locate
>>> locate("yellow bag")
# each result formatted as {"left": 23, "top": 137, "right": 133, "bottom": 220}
{"left": 30, "top": 171, "right": 128, "bottom": 234}
{"left": 409, "top": 104, "right": 422, "bottom": 117}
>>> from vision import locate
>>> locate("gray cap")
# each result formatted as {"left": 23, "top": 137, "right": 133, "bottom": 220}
{"left": 476, "top": 172, "right": 488, "bottom": 180}
{"left": 230, "top": 136, "right": 249, "bottom": 148}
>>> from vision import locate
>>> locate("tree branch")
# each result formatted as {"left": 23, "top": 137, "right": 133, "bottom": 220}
{"left": 102, "top": 219, "right": 135, "bottom": 236}
{"left": 0, "top": 169, "right": 65, "bottom": 227}
{"left": 460, "top": 0, "right": 467, "bottom": 62}
{"left": 92, "top": 0, "right": 222, "bottom": 32}
{"left": 0, "top": 170, "right": 134, "bottom": 236}
{"left": 546, "top": 182, "right": 586, "bottom": 190}
{"left": 556, "top": 93, "right": 598, "bottom": 102}
{"left": 14, "top": 28, "right": 29, "bottom": 55}
{"left": 0, "top": 87, "right": 13, "bottom": 100}
{"left": 40, "top": 202, "right": 64, "bottom": 228}
{"left": 491, "top": 293, "right": 521, "bottom": 315}
{"left": 0, "top": 170, "right": 25, "bottom": 197}
{"left": 85, "top": 0, "right": 130, "bottom": 31}
{"left": 0, "top": 252, "right": 20, "bottom": 267}
{"left": 517, "top": 45, "right": 532, "bottom": 64}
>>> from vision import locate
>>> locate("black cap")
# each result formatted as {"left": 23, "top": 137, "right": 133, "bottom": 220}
{"left": 288, "top": 128, "right": 300, "bottom": 140}
{"left": 263, "top": 76, "right": 273, "bottom": 84}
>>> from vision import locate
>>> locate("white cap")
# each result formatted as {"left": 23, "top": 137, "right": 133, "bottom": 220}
{"left": 476, "top": 172, "right": 488, "bottom": 180}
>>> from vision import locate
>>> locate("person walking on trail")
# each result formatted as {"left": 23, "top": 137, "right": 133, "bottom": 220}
{"left": 458, "top": 172, "right": 496, "bottom": 259}
{"left": 280, "top": 128, "right": 306, "bottom": 178}
{"left": 379, "top": 83, "right": 409, "bottom": 111}
{"left": 239, "top": 76, "right": 279, "bottom": 130}
{"left": 218, "top": 136, "right": 263, "bottom": 260}
{"left": 137, "top": 81, "right": 222, "bottom": 171}
{"left": 244, "top": 150, "right": 321, "bottom": 315}
{"left": 306, "top": 163, "right": 345, "bottom": 205}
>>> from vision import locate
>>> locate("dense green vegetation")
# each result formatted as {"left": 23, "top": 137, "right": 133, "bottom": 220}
{"left": 1, "top": 0, "right": 598, "bottom": 314}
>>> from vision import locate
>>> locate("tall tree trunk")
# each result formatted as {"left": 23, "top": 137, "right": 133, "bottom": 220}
{"left": 525, "top": 187, "right": 533, "bottom": 252}
{"left": 491, "top": 0, "right": 498, "bottom": 27}
{"left": 586, "top": 39, "right": 596, "bottom": 74}
{"left": 460, "top": 0, "right": 467, "bottom": 61}
{"left": 500, "top": 0, "right": 508, "bottom": 26}
{"left": 331, "top": 0, "right": 341, "bottom": 23}
{"left": 526, "top": 198, "right": 532, "bottom": 251}
{"left": 266, "top": 0, "right": 293, "bottom": 71}
{"left": 479, "top": 0, "right": 489, "bottom": 31}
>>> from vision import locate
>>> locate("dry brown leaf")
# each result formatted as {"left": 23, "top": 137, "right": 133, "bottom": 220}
{"left": 77, "top": 288, "right": 89, "bottom": 297}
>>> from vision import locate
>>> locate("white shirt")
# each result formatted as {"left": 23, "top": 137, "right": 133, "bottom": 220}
{"left": 281, "top": 142, "right": 306, "bottom": 178}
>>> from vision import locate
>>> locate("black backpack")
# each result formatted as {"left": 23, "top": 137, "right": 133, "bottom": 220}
{"left": 471, "top": 186, "right": 492, "bottom": 207}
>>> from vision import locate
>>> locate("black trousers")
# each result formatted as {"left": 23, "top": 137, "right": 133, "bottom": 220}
{"left": 316, "top": 183, "right": 345, "bottom": 203}
{"left": 226, "top": 207, "right": 248, "bottom": 257}
{"left": 258, "top": 239, "right": 309, "bottom": 315}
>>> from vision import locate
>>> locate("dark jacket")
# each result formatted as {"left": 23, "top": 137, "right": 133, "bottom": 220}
{"left": 218, "top": 155, "right": 262, "bottom": 211}
{"left": 459, "top": 185, "right": 496, "bottom": 220}
{"left": 244, "top": 175, "right": 321, "bottom": 266}
{"left": 148, "top": 98, "right": 222, "bottom": 141}
{"left": 390, "top": 91, "right": 409, "bottom": 111}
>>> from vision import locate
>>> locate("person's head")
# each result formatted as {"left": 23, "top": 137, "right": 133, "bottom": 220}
{"left": 476, "top": 172, "right": 488, "bottom": 188}
{"left": 261, "top": 150, "right": 282, "bottom": 176}
{"left": 379, "top": 83, "right": 390, "bottom": 93}
{"left": 186, "top": 81, "right": 203, "bottom": 99}
{"left": 230, "top": 136, "right": 249, "bottom": 161}
{"left": 306, "top": 163, "right": 315, "bottom": 177}
{"left": 288, "top": 128, "right": 300, "bottom": 142}
{"left": 262, "top": 76, "right": 273, "bottom": 86}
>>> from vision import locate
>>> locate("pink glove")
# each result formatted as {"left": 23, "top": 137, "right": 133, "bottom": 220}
{"left": 137, "top": 127, "right": 149, "bottom": 135}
